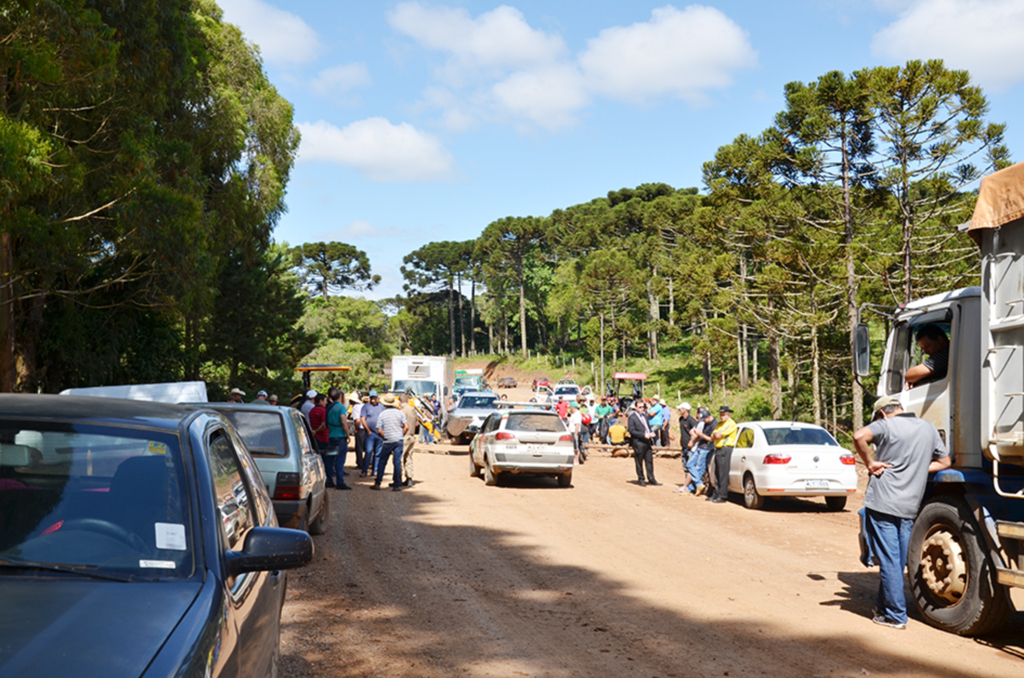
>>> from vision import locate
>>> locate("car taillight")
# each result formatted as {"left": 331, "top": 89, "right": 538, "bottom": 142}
{"left": 840, "top": 454, "right": 856, "bottom": 465}
{"left": 762, "top": 454, "right": 791, "bottom": 465}
{"left": 274, "top": 472, "right": 301, "bottom": 500}
{"left": 558, "top": 434, "right": 573, "bottom": 442}
{"left": 495, "top": 432, "right": 516, "bottom": 440}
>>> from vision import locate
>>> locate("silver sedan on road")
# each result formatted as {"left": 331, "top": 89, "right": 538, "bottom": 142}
{"left": 469, "top": 409, "right": 575, "bottom": 487}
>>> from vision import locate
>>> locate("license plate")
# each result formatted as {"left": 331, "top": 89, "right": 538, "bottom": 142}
{"left": 804, "top": 479, "right": 829, "bottom": 490}
{"left": 526, "top": 444, "right": 551, "bottom": 454}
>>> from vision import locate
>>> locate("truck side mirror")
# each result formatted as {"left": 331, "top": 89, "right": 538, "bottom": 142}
{"left": 853, "top": 323, "right": 871, "bottom": 377}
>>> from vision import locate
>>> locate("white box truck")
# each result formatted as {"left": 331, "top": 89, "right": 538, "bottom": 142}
{"left": 390, "top": 355, "right": 454, "bottom": 404}
{"left": 854, "top": 161, "right": 1024, "bottom": 636}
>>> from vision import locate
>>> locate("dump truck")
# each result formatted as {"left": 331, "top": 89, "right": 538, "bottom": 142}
{"left": 854, "top": 162, "right": 1024, "bottom": 635}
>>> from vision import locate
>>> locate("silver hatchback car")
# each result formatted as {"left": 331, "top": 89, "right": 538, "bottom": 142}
{"left": 198, "top": 403, "right": 330, "bottom": 535}
{"left": 469, "top": 409, "right": 575, "bottom": 487}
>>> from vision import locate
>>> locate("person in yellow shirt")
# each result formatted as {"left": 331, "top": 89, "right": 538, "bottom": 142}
{"left": 708, "top": 406, "right": 738, "bottom": 504}
{"left": 608, "top": 416, "right": 629, "bottom": 445}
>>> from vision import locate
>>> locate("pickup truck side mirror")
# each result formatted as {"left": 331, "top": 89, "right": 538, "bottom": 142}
{"left": 853, "top": 323, "right": 871, "bottom": 377}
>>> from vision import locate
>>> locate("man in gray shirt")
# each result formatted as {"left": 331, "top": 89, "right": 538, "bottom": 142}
{"left": 852, "top": 395, "right": 951, "bottom": 630}
{"left": 374, "top": 394, "right": 409, "bottom": 491}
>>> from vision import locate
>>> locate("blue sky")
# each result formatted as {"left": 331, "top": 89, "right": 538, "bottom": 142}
{"left": 216, "top": 0, "right": 1024, "bottom": 300}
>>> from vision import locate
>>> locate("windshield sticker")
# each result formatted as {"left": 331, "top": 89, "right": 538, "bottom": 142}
{"left": 155, "top": 522, "right": 187, "bottom": 550}
{"left": 140, "top": 560, "right": 176, "bottom": 569}
{"left": 147, "top": 441, "right": 169, "bottom": 455}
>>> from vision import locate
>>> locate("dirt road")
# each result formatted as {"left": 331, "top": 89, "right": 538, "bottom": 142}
{"left": 279, "top": 444, "right": 1023, "bottom": 678}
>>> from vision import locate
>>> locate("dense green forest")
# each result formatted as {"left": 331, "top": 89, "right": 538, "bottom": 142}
{"left": 1, "top": 3, "right": 1011, "bottom": 434}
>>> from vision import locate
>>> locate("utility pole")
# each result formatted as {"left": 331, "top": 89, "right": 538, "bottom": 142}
{"left": 600, "top": 313, "right": 605, "bottom": 395}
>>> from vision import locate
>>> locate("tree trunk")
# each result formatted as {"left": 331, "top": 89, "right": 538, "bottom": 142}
{"left": 518, "top": 257, "right": 527, "bottom": 357}
{"left": 0, "top": 231, "right": 15, "bottom": 393}
{"left": 447, "top": 281, "right": 456, "bottom": 359}
{"left": 752, "top": 337, "right": 758, "bottom": 384}
{"left": 457, "top": 273, "right": 465, "bottom": 357}
{"left": 812, "top": 325, "right": 822, "bottom": 426}
{"left": 647, "top": 273, "right": 659, "bottom": 361}
{"left": 841, "top": 119, "right": 863, "bottom": 431}
{"left": 470, "top": 275, "right": 476, "bottom": 354}
{"left": 769, "top": 328, "right": 782, "bottom": 419}
{"left": 668, "top": 278, "right": 675, "bottom": 327}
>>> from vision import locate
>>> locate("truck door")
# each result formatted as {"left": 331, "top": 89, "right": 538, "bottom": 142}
{"left": 886, "top": 307, "right": 955, "bottom": 450}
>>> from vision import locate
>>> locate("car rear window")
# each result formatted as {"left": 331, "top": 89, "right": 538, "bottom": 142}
{"left": 763, "top": 427, "right": 839, "bottom": 446}
{"left": 460, "top": 396, "right": 498, "bottom": 409}
{"left": 221, "top": 410, "right": 288, "bottom": 457}
{"left": 505, "top": 413, "right": 565, "bottom": 432}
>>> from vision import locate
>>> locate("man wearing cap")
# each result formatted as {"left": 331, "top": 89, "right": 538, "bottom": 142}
{"left": 300, "top": 389, "right": 317, "bottom": 421}
{"left": 227, "top": 387, "right": 245, "bottom": 403}
{"left": 647, "top": 399, "right": 665, "bottom": 448}
{"left": 268, "top": 394, "right": 279, "bottom": 405}
{"left": 627, "top": 400, "right": 660, "bottom": 486}
{"left": 555, "top": 396, "right": 569, "bottom": 421}
{"left": 708, "top": 406, "right": 738, "bottom": 504}
{"left": 359, "top": 391, "right": 386, "bottom": 477}
{"left": 252, "top": 390, "right": 269, "bottom": 404}
{"left": 852, "top": 395, "right": 950, "bottom": 630}
{"left": 595, "top": 397, "right": 614, "bottom": 444}
{"left": 374, "top": 394, "right": 408, "bottom": 491}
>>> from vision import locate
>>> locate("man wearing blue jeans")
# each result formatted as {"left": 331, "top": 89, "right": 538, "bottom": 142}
{"left": 853, "top": 395, "right": 950, "bottom": 629}
{"left": 684, "top": 409, "right": 717, "bottom": 495}
{"left": 359, "top": 391, "right": 386, "bottom": 477}
{"left": 374, "top": 394, "right": 409, "bottom": 491}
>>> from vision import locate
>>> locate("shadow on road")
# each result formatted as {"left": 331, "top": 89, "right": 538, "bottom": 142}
{"left": 281, "top": 480, "right": 1022, "bottom": 678}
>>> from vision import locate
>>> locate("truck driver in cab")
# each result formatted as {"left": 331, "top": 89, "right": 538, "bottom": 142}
{"left": 905, "top": 324, "right": 949, "bottom": 388}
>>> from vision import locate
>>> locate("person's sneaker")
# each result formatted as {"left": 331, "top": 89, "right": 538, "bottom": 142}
{"left": 336, "top": 484, "right": 352, "bottom": 490}
{"left": 370, "top": 483, "right": 381, "bottom": 491}
{"left": 872, "top": 615, "right": 906, "bottom": 630}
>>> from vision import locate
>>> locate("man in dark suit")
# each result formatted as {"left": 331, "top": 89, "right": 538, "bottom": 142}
{"left": 627, "top": 401, "right": 659, "bottom": 486}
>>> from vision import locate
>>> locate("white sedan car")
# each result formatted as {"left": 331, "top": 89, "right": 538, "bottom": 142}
{"left": 469, "top": 409, "right": 575, "bottom": 487}
{"left": 727, "top": 421, "right": 858, "bottom": 510}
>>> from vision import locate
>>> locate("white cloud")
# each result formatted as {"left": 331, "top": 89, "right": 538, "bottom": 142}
{"left": 392, "top": 4, "right": 758, "bottom": 131}
{"left": 871, "top": 0, "right": 1024, "bottom": 90}
{"left": 310, "top": 63, "right": 372, "bottom": 97}
{"left": 296, "top": 118, "right": 455, "bottom": 182}
{"left": 217, "top": 0, "right": 322, "bottom": 65}
{"left": 388, "top": 2, "right": 567, "bottom": 81}
{"left": 578, "top": 5, "right": 758, "bottom": 105}
{"left": 492, "top": 65, "right": 590, "bottom": 130}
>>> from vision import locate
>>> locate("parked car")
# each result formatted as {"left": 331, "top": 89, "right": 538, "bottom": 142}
{"left": 497, "top": 377, "right": 517, "bottom": 389}
{"left": 469, "top": 409, "right": 575, "bottom": 487}
{"left": 199, "top": 403, "right": 330, "bottom": 535}
{"left": 552, "top": 384, "right": 583, "bottom": 402}
{"left": 727, "top": 421, "right": 858, "bottom": 510}
{"left": 0, "top": 395, "right": 313, "bottom": 677}
{"left": 446, "top": 391, "right": 505, "bottom": 445}
{"left": 532, "top": 376, "right": 551, "bottom": 389}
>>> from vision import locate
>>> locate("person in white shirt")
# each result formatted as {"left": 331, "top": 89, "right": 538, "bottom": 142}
{"left": 568, "top": 404, "right": 585, "bottom": 465}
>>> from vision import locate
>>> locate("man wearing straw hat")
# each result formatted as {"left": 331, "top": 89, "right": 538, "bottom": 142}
{"left": 373, "top": 394, "right": 408, "bottom": 491}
